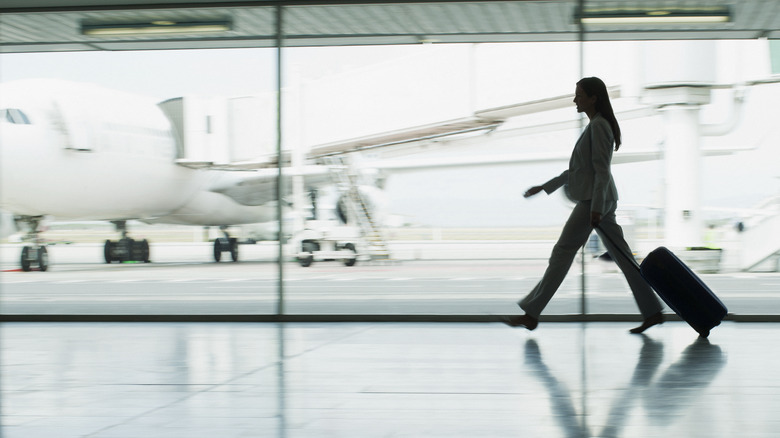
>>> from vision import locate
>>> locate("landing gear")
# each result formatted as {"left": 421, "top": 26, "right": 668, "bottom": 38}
{"left": 104, "top": 238, "right": 150, "bottom": 263}
{"left": 103, "top": 221, "right": 151, "bottom": 263}
{"left": 213, "top": 227, "right": 239, "bottom": 262}
{"left": 20, "top": 244, "right": 48, "bottom": 272}
{"left": 16, "top": 216, "right": 48, "bottom": 272}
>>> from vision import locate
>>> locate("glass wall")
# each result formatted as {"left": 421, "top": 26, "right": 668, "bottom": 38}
{"left": 280, "top": 42, "right": 584, "bottom": 316}
{"left": 1, "top": 3, "right": 778, "bottom": 319}
{"left": 280, "top": 37, "right": 780, "bottom": 317}
{"left": 0, "top": 47, "right": 282, "bottom": 316}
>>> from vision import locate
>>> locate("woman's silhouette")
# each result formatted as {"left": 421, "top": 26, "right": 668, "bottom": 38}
{"left": 505, "top": 77, "right": 664, "bottom": 334}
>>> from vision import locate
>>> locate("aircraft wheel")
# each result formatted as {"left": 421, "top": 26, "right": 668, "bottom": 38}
{"left": 342, "top": 243, "right": 357, "bottom": 267}
{"left": 213, "top": 240, "right": 222, "bottom": 262}
{"left": 104, "top": 240, "right": 114, "bottom": 263}
{"left": 120, "top": 239, "right": 134, "bottom": 262}
{"left": 21, "top": 246, "right": 31, "bottom": 272}
{"left": 38, "top": 246, "right": 48, "bottom": 272}
{"left": 230, "top": 239, "right": 239, "bottom": 262}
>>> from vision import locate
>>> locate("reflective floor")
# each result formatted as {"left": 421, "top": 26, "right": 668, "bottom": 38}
{"left": 2, "top": 321, "right": 778, "bottom": 437}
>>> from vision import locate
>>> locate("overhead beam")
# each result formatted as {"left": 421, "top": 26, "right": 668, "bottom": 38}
{"left": 0, "top": 0, "right": 529, "bottom": 14}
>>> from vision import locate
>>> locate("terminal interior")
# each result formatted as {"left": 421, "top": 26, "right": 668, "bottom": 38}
{"left": 1, "top": 1, "right": 780, "bottom": 437}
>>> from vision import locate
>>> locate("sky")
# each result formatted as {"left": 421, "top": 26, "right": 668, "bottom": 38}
{"left": 1, "top": 40, "right": 778, "bottom": 228}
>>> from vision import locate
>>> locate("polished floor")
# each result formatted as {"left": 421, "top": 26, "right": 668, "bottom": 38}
{"left": 1, "top": 321, "right": 778, "bottom": 438}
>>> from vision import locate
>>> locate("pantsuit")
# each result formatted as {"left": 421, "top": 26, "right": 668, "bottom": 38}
{"left": 519, "top": 199, "right": 663, "bottom": 319}
{"left": 518, "top": 114, "right": 663, "bottom": 319}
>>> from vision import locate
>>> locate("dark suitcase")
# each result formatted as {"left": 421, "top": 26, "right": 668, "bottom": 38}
{"left": 639, "top": 246, "right": 727, "bottom": 338}
{"left": 595, "top": 226, "right": 728, "bottom": 337}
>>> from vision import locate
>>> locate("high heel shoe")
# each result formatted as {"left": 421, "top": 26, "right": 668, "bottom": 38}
{"left": 630, "top": 312, "right": 665, "bottom": 334}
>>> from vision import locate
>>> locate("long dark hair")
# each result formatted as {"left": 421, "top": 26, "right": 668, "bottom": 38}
{"left": 577, "top": 77, "right": 621, "bottom": 151}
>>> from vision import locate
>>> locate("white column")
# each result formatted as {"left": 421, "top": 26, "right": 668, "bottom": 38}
{"left": 661, "top": 104, "right": 703, "bottom": 249}
{"left": 639, "top": 41, "right": 718, "bottom": 250}
{"left": 642, "top": 86, "right": 711, "bottom": 249}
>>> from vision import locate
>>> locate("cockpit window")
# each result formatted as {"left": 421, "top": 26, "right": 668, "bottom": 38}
{"left": 1, "top": 108, "right": 31, "bottom": 124}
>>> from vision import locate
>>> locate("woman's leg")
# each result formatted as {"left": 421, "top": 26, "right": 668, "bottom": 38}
{"left": 595, "top": 203, "right": 663, "bottom": 319}
{"left": 519, "top": 201, "right": 594, "bottom": 318}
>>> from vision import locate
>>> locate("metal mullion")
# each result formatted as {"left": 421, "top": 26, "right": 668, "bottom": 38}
{"left": 275, "top": 4, "right": 285, "bottom": 316}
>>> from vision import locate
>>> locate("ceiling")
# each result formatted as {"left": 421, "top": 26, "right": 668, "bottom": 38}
{"left": 1, "top": 0, "right": 779, "bottom": 53}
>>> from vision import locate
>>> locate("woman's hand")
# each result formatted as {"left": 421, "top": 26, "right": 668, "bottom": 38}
{"left": 591, "top": 212, "right": 602, "bottom": 227}
{"left": 524, "top": 186, "right": 544, "bottom": 198}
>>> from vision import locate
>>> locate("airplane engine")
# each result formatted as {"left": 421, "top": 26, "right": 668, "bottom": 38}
{"left": 335, "top": 185, "right": 388, "bottom": 226}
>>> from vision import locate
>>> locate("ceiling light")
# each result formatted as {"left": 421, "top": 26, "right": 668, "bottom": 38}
{"left": 578, "top": 7, "right": 731, "bottom": 25}
{"left": 82, "top": 20, "right": 232, "bottom": 36}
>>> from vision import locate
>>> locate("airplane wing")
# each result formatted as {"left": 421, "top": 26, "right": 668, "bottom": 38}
{"left": 358, "top": 145, "right": 752, "bottom": 173}
{"left": 194, "top": 91, "right": 608, "bottom": 207}
{"left": 304, "top": 87, "right": 620, "bottom": 159}
{"left": 306, "top": 117, "right": 503, "bottom": 157}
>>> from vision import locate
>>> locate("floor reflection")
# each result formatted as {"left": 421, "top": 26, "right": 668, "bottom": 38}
{"left": 0, "top": 321, "right": 772, "bottom": 438}
{"left": 525, "top": 335, "right": 726, "bottom": 437}
{"left": 644, "top": 337, "right": 727, "bottom": 420}
{"left": 523, "top": 339, "right": 586, "bottom": 437}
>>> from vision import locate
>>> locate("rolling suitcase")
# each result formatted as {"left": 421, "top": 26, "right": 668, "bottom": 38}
{"left": 595, "top": 226, "right": 728, "bottom": 337}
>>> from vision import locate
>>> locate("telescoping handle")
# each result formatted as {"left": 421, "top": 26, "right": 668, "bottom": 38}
{"left": 593, "top": 224, "right": 641, "bottom": 272}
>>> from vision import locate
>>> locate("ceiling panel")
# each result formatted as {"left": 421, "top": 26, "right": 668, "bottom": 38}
{"left": 0, "top": 1, "right": 779, "bottom": 53}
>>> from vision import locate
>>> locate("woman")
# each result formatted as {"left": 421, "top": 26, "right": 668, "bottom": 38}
{"left": 505, "top": 77, "right": 664, "bottom": 334}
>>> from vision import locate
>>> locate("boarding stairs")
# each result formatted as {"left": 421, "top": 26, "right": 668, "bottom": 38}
{"left": 321, "top": 155, "right": 392, "bottom": 261}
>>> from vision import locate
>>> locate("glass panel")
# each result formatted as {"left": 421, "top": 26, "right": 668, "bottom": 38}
{"left": 0, "top": 47, "right": 281, "bottom": 316}
{"left": 280, "top": 42, "right": 585, "bottom": 315}
{"left": 581, "top": 39, "right": 780, "bottom": 316}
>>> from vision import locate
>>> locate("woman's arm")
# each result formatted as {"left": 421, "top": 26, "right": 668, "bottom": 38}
{"left": 525, "top": 169, "right": 569, "bottom": 198}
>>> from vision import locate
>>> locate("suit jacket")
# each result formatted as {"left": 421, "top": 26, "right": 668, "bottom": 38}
{"left": 541, "top": 114, "right": 618, "bottom": 215}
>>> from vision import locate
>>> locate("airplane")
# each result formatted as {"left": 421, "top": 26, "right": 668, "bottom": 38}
{"left": 0, "top": 79, "right": 340, "bottom": 270}
{"left": 0, "top": 78, "right": 760, "bottom": 271}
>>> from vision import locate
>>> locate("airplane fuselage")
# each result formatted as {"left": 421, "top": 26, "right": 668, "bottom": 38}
{"left": 0, "top": 79, "right": 275, "bottom": 226}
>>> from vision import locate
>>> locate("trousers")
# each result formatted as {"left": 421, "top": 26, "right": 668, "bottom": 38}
{"left": 519, "top": 200, "right": 662, "bottom": 319}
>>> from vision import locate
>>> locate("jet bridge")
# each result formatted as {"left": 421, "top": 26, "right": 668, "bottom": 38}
{"left": 158, "top": 94, "right": 277, "bottom": 166}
